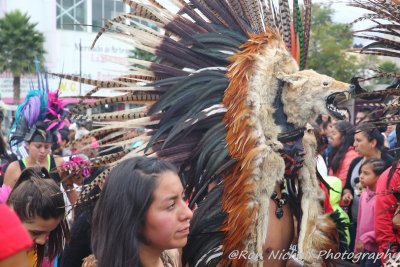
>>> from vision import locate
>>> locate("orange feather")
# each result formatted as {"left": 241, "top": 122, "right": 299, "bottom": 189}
{"left": 220, "top": 30, "right": 281, "bottom": 266}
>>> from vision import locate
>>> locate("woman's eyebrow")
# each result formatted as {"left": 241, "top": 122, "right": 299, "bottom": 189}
{"left": 162, "top": 195, "right": 179, "bottom": 202}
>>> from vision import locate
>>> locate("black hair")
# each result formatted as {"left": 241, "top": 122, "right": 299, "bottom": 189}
{"left": 355, "top": 123, "right": 385, "bottom": 151}
{"left": 25, "top": 121, "right": 55, "bottom": 143}
{"left": 328, "top": 121, "right": 355, "bottom": 173}
{"left": 0, "top": 131, "right": 7, "bottom": 158}
{"left": 359, "top": 158, "right": 386, "bottom": 177}
{"left": 311, "top": 123, "right": 328, "bottom": 156}
{"left": 315, "top": 114, "right": 331, "bottom": 126}
{"left": 0, "top": 105, "right": 4, "bottom": 123}
{"left": 355, "top": 106, "right": 374, "bottom": 123}
{"left": 7, "top": 167, "right": 69, "bottom": 267}
{"left": 91, "top": 156, "right": 178, "bottom": 267}
{"left": 59, "top": 128, "right": 70, "bottom": 142}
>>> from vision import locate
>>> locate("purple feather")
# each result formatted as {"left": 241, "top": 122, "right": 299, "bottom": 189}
{"left": 24, "top": 96, "right": 41, "bottom": 127}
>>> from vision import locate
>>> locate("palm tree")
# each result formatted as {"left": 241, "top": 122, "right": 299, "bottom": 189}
{"left": 0, "top": 11, "right": 45, "bottom": 104}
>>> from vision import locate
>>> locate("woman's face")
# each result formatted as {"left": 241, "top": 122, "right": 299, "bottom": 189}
{"left": 326, "top": 119, "right": 337, "bottom": 138}
{"left": 359, "top": 164, "right": 377, "bottom": 188}
{"left": 321, "top": 114, "right": 329, "bottom": 123}
{"left": 329, "top": 126, "right": 344, "bottom": 148}
{"left": 27, "top": 142, "right": 51, "bottom": 163}
{"left": 23, "top": 216, "right": 62, "bottom": 245}
{"left": 143, "top": 171, "right": 193, "bottom": 251}
{"left": 354, "top": 132, "right": 375, "bottom": 157}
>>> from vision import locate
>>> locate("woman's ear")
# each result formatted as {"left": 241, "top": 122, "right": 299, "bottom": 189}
{"left": 370, "top": 138, "right": 377, "bottom": 148}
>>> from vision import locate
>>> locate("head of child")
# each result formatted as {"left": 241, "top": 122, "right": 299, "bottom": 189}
{"left": 6, "top": 167, "right": 69, "bottom": 266}
{"left": 359, "top": 158, "right": 386, "bottom": 191}
{"left": 24, "top": 122, "right": 55, "bottom": 164}
{"left": 92, "top": 156, "right": 193, "bottom": 267}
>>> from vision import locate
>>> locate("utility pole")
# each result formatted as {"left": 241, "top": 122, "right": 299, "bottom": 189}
{"left": 79, "top": 39, "right": 82, "bottom": 96}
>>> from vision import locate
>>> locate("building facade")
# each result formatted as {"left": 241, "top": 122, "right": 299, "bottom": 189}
{"left": 0, "top": 0, "right": 132, "bottom": 104}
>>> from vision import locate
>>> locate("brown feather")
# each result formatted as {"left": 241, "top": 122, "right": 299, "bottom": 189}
{"left": 278, "top": 0, "right": 292, "bottom": 49}
{"left": 48, "top": 73, "right": 128, "bottom": 88}
{"left": 91, "top": 13, "right": 135, "bottom": 49}
{"left": 122, "top": 0, "right": 163, "bottom": 23}
{"left": 70, "top": 111, "right": 148, "bottom": 121}
{"left": 72, "top": 86, "right": 100, "bottom": 110}
{"left": 72, "top": 93, "right": 160, "bottom": 113}
{"left": 302, "top": 0, "right": 312, "bottom": 66}
{"left": 75, "top": 168, "right": 112, "bottom": 206}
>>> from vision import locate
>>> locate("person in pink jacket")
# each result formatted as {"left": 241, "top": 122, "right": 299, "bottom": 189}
{"left": 328, "top": 121, "right": 359, "bottom": 187}
{"left": 355, "top": 158, "right": 386, "bottom": 266}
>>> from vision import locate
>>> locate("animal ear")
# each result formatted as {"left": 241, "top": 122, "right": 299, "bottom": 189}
{"left": 276, "top": 72, "right": 308, "bottom": 89}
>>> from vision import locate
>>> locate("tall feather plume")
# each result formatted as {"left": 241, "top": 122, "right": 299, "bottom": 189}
{"left": 293, "top": 0, "right": 305, "bottom": 69}
{"left": 48, "top": 73, "right": 129, "bottom": 88}
{"left": 63, "top": 1, "right": 316, "bottom": 266}
{"left": 71, "top": 93, "right": 160, "bottom": 114}
{"left": 70, "top": 127, "right": 123, "bottom": 148}
{"left": 261, "top": 0, "right": 275, "bottom": 28}
{"left": 350, "top": 0, "right": 400, "bottom": 62}
{"left": 10, "top": 61, "right": 69, "bottom": 146}
{"left": 278, "top": 0, "right": 292, "bottom": 49}
{"left": 74, "top": 167, "right": 112, "bottom": 206}
{"left": 302, "top": 0, "right": 312, "bottom": 65}
{"left": 244, "top": 0, "right": 264, "bottom": 32}
{"left": 91, "top": 13, "right": 135, "bottom": 49}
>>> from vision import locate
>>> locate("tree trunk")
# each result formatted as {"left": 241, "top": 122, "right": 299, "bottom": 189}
{"left": 13, "top": 75, "right": 21, "bottom": 105}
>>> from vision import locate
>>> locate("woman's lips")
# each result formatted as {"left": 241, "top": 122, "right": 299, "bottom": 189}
{"left": 177, "top": 226, "right": 190, "bottom": 235}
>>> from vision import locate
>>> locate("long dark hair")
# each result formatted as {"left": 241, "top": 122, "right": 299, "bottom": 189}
{"left": 7, "top": 167, "right": 69, "bottom": 267}
{"left": 0, "top": 125, "right": 7, "bottom": 157}
{"left": 328, "top": 121, "right": 355, "bottom": 173}
{"left": 355, "top": 123, "right": 385, "bottom": 152}
{"left": 91, "top": 156, "right": 178, "bottom": 267}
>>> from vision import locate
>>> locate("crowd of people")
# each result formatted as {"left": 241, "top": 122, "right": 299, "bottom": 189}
{"left": 314, "top": 109, "right": 400, "bottom": 267}
{"left": 0, "top": 105, "right": 193, "bottom": 267}
{"left": 2, "top": 100, "right": 400, "bottom": 267}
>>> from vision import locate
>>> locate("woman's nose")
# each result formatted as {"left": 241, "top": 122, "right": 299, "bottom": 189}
{"left": 186, "top": 204, "right": 193, "bottom": 220}
{"left": 180, "top": 202, "right": 193, "bottom": 221}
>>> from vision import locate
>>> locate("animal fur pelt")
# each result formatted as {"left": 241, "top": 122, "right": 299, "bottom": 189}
{"left": 60, "top": 1, "right": 355, "bottom": 266}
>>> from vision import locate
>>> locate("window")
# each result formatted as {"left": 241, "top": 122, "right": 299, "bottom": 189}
{"left": 56, "top": 0, "right": 87, "bottom": 31}
{"left": 92, "top": 0, "right": 125, "bottom": 28}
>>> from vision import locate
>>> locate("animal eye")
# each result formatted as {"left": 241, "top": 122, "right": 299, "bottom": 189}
{"left": 323, "top": 81, "right": 329, "bottom": 86}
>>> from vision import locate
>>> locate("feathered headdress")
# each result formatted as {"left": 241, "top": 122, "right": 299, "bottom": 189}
{"left": 62, "top": 155, "right": 91, "bottom": 178}
{"left": 9, "top": 60, "right": 69, "bottom": 147}
{"left": 55, "top": 1, "right": 356, "bottom": 266}
{"left": 349, "top": 0, "right": 400, "bottom": 125}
